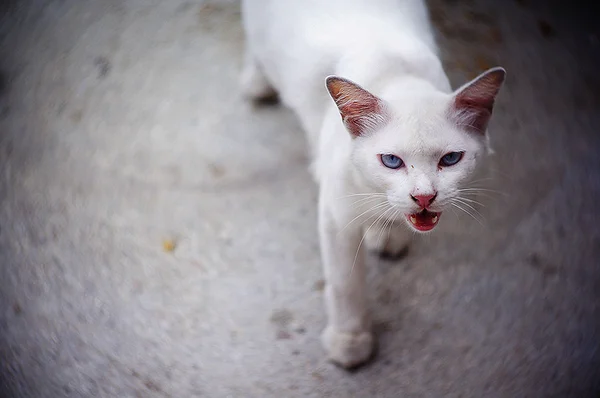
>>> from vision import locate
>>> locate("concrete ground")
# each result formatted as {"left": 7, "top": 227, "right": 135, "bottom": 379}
{"left": 1, "top": 0, "right": 599, "bottom": 396}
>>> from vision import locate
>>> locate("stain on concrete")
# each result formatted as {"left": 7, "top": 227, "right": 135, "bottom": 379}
{"left": 374, "top": 320, "right": 394, "bottom": 333}
{"left": 208, "top": 163, "right": 226, "bottom": 178}
{"left": 271, "top": 309, "right": 295, "bottom": 340}
{"left": 94, "top": 56, "right": 111, "bottom": 79}
{"left": 144, "top": 379, "right": 162, "bottom": 392}
{"left": 70, "top": 109, "right": 83, "bottom": 123}
{"left": 270, "top": 308, "right": 293, "bottom": 328}
{"left": 131, "top": 369, "right": 168, "bottom": 395}
{"left": 378, "top": 288, "right": 393, "bottom": 305}
{"left": 312, "top": 279, "right": 325, "bottom": 292}
{"left": 527, "top": 253, "right": 558, "bottom": 277}
{"left": 276, "top": 330, "right": 292, "bottom": 340}
{"left": 56, "top": 101, "right": 66, "bottom": 116}
{"left": 294, "top": 326, "right": 306, "bottom": 334}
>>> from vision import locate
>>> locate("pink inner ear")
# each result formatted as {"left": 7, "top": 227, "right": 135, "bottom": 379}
{"left": 452, "top": 68, "right": 505, "bottom": 134}
{"left": 455, "top": 79, "right": 498, "bottom": 112}
{"left": 326, "top": 77, "right": 387, "bottom": 137}
{"left": 453, "top": 98, "right": 492, "bottom": 134}
{"left": 338, "top": 96, "right": 383, "bottom": 137}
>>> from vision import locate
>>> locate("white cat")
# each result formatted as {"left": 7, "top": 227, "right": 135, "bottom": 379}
{"left": 241, "top": 0, "right": 505, "bottom": 368}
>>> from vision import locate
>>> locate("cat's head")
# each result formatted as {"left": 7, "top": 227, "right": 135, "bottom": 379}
{"left": 326, "top": 68, "right": 505, "bottom": 232}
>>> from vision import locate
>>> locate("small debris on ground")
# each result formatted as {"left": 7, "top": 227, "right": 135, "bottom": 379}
{"left": 162, "top": 239, "right": 176, "bottom": 253}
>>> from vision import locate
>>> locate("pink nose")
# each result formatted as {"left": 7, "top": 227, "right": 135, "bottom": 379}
{"left": 411, "top": 193, "right": 436, "bottom": 208}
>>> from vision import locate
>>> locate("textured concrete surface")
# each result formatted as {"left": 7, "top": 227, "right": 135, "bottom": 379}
{"left": 1, "top": 0, "right": 599, "bottom": 397}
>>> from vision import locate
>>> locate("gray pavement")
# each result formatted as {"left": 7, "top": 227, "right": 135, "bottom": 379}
{"left": 1, "top": 0, "right": 599, "bottom": 397}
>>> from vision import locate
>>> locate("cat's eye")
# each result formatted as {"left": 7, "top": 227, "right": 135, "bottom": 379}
{"left": 380, "top": 154, "right": 404, "bottom": 169}
{"left": 439, "top": 151, "right": 463, "bottom": 167}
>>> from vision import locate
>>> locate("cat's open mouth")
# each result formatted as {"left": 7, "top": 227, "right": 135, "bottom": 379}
{"left": 406, "top": 209, "right": 441, "bottom": 232}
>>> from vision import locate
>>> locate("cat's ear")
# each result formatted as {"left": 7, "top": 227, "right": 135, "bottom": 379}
{"left": 326, "top": 76, "right": 388, "bottom": 137}
{"left": 451, "top": 67, "right": 506, "bottom": 134}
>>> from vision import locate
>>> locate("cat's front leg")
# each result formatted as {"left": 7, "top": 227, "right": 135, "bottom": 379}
{"left": 319, "top": 204, "right": 374, "bottom": 368}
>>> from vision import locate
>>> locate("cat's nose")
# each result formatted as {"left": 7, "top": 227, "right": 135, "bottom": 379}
{"left": 411, "top": 193, "right": 437, "bottom": 208}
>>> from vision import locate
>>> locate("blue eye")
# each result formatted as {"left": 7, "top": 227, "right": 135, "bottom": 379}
{"left": 439, "top": 152, "right": 463, "bottom": 167}
{"left": 380, "top": 154, "right": 404, "bottom": 169}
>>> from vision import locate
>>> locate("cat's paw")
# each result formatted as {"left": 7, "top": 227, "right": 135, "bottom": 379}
{"left": 364, "top": 226, "right": 410, "bottom": 260}
{"left": 321, "top": 326, "right": 374, "bottom": 369}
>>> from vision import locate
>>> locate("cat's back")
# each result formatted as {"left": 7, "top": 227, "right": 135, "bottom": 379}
{"left": 242, "top": 0, "right": 436, "bottom": 83}
{"left": 243, "top": 0, "right": 434, "bottom": 50}
{"left": 242, "top": 0, "right": 439, "bottom": 151}
{"left": 243, "top": 0, "right": 436, "bottom": 103}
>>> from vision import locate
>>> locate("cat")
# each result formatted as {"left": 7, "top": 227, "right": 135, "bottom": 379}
{"left": 240, "top": 0, "right": 505, "bottom": 368}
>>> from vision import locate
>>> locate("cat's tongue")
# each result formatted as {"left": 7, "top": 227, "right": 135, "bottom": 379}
{"left": 407, "top": 210, "right": 441, "bottom": 232}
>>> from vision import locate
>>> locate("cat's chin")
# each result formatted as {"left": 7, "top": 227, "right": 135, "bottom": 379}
{"left": 406, "top": 209, "right": 441, "bottom": 232}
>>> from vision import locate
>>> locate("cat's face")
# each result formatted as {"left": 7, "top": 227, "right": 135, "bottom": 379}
{"left": 351, "top": 96, "right": 486, "bottom": 232}
{"left": 327, "top": 68, "right": 505, "bottom": 232}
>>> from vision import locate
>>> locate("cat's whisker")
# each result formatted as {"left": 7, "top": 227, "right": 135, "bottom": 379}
{"left": 350, "top": 205, "right": 396, "bottom": 276}
{"left": 457, "top": 189, "right": 501, "bottom": 195}
{"left": 338, "top": 193, "right": 387, "bottom": 210}
{"left": 375, "top": 215, "right": 389, "bottom": 250}
{"left": 338, "top": 201, "right": 390, "bottom": 236}
{"left": 455, "top": 196, "right": 485, "bottom": 208}
{"left": 347, "top": 195, "right": 386, "bottom": 209}
{"left": 387, "top": 208, "right": 402, "bottom": 242}
{"left": 458, "top": 187, "right": 506, "bottom": 196}
{"left": 337, "top": 193, "right": 387, "bottom": 201}
{"left": 386, "top": 208, "right": 400, "bottom": 235}
{"left": 457, "top": 192, "right": 497, "bottom": 202}
{"left": 453, "top": 197, "right": 485, "bottom": 220}
{"left": 356, "top": 203, "right": 392, "bottom": 231}
{"left": 486, "top": 167, "right": 513, "bottom": 180}
{"left": 360, "top": 202, "right": 392, "bottom": 230}
{"left": 450, "top": 202, "right": 480, "bottom": 225}
{"left": 338, "top": 193, "right": 387, "bottom": 198}
{"left": 450, "top": 201, "right": 486, "bottom": 227}
{"left": 456, "top": 188, "right": 506, "bottom": 202}
{"left": 466, "top": 177, "right": 495, "bottom": 183}
{"left": 376, "top": 207, "right": 398, "bottom": 251}
{"left": 450, "top": 206, "right": 460, "bottom": 220}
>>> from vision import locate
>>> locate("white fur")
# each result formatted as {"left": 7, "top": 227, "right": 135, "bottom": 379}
{"left": 241, "top": 0, "right": 503, "bottom": 368}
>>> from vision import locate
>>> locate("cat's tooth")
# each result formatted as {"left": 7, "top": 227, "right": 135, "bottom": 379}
{"left": 410, "top": 215, "right": 417, "bottom": 224}
{"left": 432, "top": 216, "right": 438, "bottom": 224}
